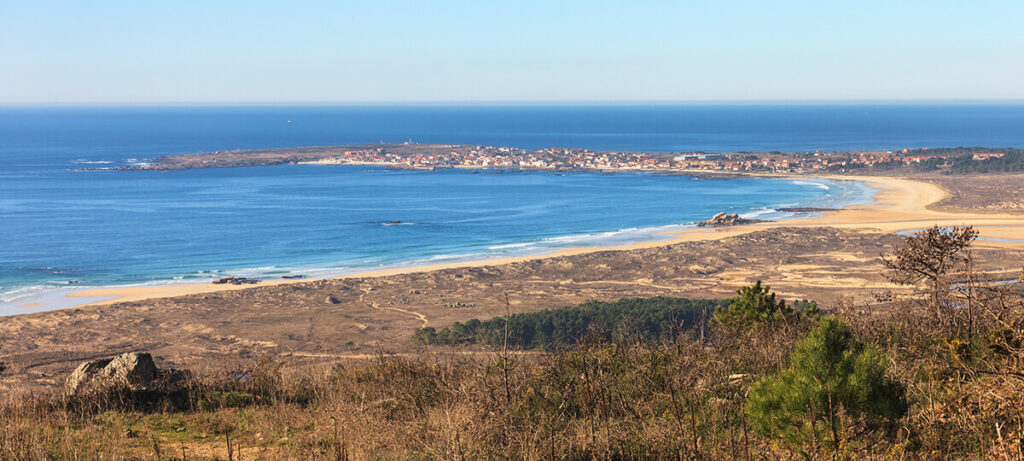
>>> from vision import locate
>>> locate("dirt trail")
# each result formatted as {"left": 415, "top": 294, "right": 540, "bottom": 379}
{"left": 522, "top": 279, "right": 687, "bottom": 292}
{"left": 371, "top": 303, "right": 429, "bottom": 327}
{"left": 359, "top": 291, "right": 429, "bottom": 327}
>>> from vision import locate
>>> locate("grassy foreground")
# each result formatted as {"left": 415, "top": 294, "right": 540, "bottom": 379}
{"left": 2, "top": 228, "right": 1024, "bottom": 460}
{"left": 3, "top": 299, "right": 1022, "bottom": 459}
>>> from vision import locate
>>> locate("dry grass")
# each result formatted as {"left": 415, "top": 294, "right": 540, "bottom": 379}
{"left": 2, "top": 280, "right": 1023, "bottom": 460}
{"left": 4, "top": 227, "right": 1024, "bottom": 459}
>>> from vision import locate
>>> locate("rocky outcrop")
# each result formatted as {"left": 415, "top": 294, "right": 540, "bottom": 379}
{"left": 776, "top": 207, "right": 837, "bottom": 213}
{"left": 212, "top": 276, "right": 261, "bottom": 285}
{"left": 65, "top": 352, "right": 189, "bottom": 395}
{"left": 697, "top": 212, "right": 760, "bottom": 227}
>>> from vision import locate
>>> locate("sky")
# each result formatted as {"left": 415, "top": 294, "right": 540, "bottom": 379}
{"left": 1, "top": 1, "right": 1023, "bottom": 104}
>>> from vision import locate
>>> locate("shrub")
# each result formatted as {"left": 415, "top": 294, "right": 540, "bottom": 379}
{"left": 882, "top": 225, "right": 977, "bottom": 296}
{"left": 713, "top": 280, "right": 797, "bottom": 327}
{"left": 746, "top": 317, "right": 907, "bottom": 457}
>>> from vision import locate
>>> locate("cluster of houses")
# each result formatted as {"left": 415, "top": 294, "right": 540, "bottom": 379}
{"left": 318, "top": 146, "right": 674, "bottom": 170}
{"left": 674, "top": 149, "right": 1006, "bottom": 173}
{"left": 311, "top": 146, "right": 1005, "bottom": 173}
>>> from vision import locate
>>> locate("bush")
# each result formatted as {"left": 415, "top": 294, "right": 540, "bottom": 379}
{"left": 713, "top": 280, "right": 807, "bottom": 327}
{"left": 746, "top": 317, "right": 907, "bottom": 457}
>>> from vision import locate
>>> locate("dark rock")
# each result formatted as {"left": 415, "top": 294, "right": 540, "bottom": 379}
{"left": 326, "top": 295, "right": 341, "bottom": 304}
{"left": 212, "top": 276, "right": 261, "bottom": 285}
{"left": 776, "top": 207, "right": 838, "bottom": 213}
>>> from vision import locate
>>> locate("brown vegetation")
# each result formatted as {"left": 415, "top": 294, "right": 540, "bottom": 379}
{"left": 2, "top": 227, "right": 1024, "bottom": 459}
{"left": 2, "top": 227, "right": 943, "bottom": 390}
{"left": 924, "top": 172, "right": 1024, "bottom": 214}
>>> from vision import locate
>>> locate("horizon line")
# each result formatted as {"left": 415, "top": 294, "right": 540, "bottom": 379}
{"left": 3, "top": 98, "right": 1024, "bottom": 108}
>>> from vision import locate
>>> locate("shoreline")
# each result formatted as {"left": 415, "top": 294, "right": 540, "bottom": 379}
{"left": 13, "top": 173, "right": 1024, "bottom": 314}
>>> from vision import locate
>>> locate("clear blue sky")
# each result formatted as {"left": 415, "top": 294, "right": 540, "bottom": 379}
{"left": 2, "top": 1, "right": 1022, "bottom": 103}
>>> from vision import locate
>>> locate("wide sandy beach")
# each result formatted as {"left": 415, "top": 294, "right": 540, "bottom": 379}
{"left": 56, "top": 174, "right": 1024, "bottom": 309}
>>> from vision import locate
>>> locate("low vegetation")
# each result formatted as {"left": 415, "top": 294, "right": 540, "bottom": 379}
{"left": 832, "top": 147, "right": 1024, "bottom": 174}
{"left": 747, "top": 317, "right": 907, "bottom": 458}
{"left": 2, "top": 225, "right": 1023, "bottom": 459}
{"left": 712, "top": 279, "right": 818, "bottom": 326}
{"left": 905, "top": 146, "right": 1024, "bottom": 174}
{"left": 905, "top": 147, "right": 1024, "bottom": 174}
{"left": 412, "top": 296, "right": 726, "bottom": 349}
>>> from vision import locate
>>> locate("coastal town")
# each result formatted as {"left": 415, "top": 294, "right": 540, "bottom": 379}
{"left": 120, "top": 141, "right": 1018, "bottom": 176}
{"left": 301, "top": 143, "right": 1008, "bottom": 174}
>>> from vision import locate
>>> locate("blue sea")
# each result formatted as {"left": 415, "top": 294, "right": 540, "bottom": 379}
{"left": 3, "top": 104, "right": 1023, "bottom": 314}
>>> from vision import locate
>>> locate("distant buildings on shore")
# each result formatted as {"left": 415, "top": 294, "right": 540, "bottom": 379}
{"left": 310, "top": 145, "right": 1006, "bottom": 174}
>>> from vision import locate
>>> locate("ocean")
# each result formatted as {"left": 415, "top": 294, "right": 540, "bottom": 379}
{"left": 3, "top": 103, "right": 1023, "bottom": 314}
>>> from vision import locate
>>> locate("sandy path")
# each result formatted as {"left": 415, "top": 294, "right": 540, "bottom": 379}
{"left": 367, "top": 303, "right": 429, "bottom": 328}
{"left": 358, "top": 290, "right": 429, "bottom": 328}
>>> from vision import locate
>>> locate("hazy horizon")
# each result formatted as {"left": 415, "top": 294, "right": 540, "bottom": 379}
{"left": 6, "top": 98, "right": 1024, "bottom": 107}
{"left": 3, "top": 1, "right": 1023, "bottom": 104}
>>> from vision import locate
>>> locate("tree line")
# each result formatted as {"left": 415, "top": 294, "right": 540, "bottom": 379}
{"left": 414, "top": 294, "right": 820, "bottom": 350}
{"left": 906, "top": 146, "right": 1024, "bottom": 174}
{"left": 413, "top": 297, "right": 726, "bottom": 349}
{"left": 825, "top": 146, "right": 1024, "bottom": 174}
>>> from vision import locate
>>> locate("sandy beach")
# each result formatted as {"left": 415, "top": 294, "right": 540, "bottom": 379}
{"left": 57, "top": 174, "right": 1024, "bottom": 309}
{"left": 7, "top": 172, "right": 1024, "bottom": 389}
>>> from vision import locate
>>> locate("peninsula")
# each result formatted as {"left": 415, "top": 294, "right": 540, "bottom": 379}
{"left": 122, "top": 142, "right": 1024, "bottom": 176}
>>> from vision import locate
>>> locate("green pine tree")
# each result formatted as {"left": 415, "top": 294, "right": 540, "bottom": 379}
{"left": 746, "top": 317, "right": 907, "bottom": 458}
{"left": 714, "top": 280, "right": 794, "bottom": 327}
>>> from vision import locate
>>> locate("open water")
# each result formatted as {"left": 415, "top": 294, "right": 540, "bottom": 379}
{"left": 4, "top": 104, "right": 1023, "bottom": 313}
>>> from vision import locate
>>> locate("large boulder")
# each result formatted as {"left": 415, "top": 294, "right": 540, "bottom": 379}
{"left": 65, "top": 352, "right": 188, "bottom": 395}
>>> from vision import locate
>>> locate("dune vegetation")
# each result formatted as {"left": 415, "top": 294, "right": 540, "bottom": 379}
{"left": 2, "top": 225, "right": 1023, "bottom": 460}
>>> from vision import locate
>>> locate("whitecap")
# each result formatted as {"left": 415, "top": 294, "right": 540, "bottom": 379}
{"left": 792, "top": 180, "right": 830, "bottom": 190}
{"left": 488, "top": 242, "right": 535, "bottom": 250}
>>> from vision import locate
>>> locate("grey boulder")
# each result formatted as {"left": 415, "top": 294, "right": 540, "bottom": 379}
{"left": 65, "top": 352, "right": 188, "bottom": 395}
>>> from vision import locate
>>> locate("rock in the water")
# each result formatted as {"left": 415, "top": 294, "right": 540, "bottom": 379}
{"left": 776, "top": 207, "right": 837, "bottom": 213}
{"left": 65, "top": 352, "right": 188, "bottom": 395}
{"left": 212, "top": 276, "right": 260, "bottom": 285}
{"left": 697, "top": 212, "right": 760, "bottom": 227}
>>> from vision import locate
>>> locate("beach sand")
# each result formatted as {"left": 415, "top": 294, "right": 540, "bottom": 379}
{"left": 8, "top": 173, "right": 1024, "bottom": 389}
{"left": 60, "top": 174, "right": 1024, "bottom": 309}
